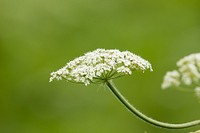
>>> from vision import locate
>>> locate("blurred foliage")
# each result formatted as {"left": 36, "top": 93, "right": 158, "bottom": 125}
{"left": 0, "top": 0, "right": 200, "bottom": 133}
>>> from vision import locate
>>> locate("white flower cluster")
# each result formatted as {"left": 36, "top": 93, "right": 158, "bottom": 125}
{"left": 161, "top": 70, "right": 180, "bottom": 89}
{"left": 161, "top": 53, "right": 200, "bottom": 97}
{"left": 50, "top": 49, "right": 153, "bottom": 85}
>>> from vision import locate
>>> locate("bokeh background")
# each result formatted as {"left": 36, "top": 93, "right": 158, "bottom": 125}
{"left": 0, "top": 0, "right": 200, "bottom": 133}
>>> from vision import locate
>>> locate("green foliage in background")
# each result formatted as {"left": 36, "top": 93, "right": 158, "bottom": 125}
{"left": 0, "top": 0, "right": 200, "bottom": 133}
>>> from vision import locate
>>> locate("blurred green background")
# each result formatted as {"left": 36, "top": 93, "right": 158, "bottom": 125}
{"left": 0, "top": 0, "right": 200, "bottom": 133}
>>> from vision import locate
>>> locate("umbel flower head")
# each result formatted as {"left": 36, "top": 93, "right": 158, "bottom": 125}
{"left": 161, "top": 53, "right": 200, "bottom": 97}
{"left": 50, "top": 49, "right": 153, "bottom": 85}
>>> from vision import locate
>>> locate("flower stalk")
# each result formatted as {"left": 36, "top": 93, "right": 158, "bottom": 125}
{"left": 106, "top": 80, "right": 200, "bottom": 129}
{"left": 50, "top": 49, "right": 200, "bottom": 130}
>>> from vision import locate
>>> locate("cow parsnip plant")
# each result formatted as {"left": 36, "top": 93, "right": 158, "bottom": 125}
{"left": 50, "top": 49, "right": 200, "bottom": 131}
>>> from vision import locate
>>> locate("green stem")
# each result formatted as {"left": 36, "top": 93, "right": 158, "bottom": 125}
{"left": 106, "top": 80, "right": 200, "bottom": 129}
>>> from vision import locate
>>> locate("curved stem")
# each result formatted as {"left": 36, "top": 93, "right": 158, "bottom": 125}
{"left": 106, "top": 80, "right": 200, "bottom": 129}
